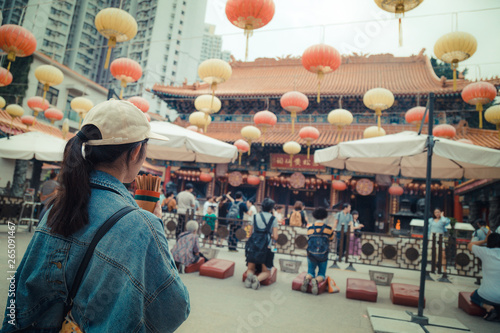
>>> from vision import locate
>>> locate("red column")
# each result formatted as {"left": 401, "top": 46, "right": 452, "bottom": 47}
{"left": 454, "top": 195, "right": 463, "bottom": 222}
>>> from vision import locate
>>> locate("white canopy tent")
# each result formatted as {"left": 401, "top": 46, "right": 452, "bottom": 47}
{"left": 0, "top": 131, "right": 67, "bottom": 161}
{"left": 314, "top": 131, "right": 500, "bottom": 179}
{"left": 148, "top": 122, "right": 238, "bottom": 164}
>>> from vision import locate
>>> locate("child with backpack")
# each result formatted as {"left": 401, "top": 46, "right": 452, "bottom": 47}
{"left": 302, "top": 207, "right": 334, "bottom": 295}
{"left": 244, "top": 198, "right": 279, "bottom": 290}
{"left": 289, "top": 201, "right": 308, "bottom": 227}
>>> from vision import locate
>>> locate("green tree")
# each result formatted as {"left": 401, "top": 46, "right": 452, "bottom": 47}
{"left": 0, "top": 55, "right": 34, "bottom": 105}
{"left": 430, "top": 57, "right": 468, "bottom": 79}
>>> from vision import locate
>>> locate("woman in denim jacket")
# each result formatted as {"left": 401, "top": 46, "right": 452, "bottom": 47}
{"left": 1, "top": 100, "right": 190, "bottom": 333}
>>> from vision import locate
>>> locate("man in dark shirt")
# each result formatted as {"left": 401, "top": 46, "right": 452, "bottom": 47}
{"left": 228, "top": 191, "right": 248, "bottom": 252}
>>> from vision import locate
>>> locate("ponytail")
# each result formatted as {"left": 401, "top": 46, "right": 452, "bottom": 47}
{"left": 47, "top": 125, "right": 147, "bottom": 237}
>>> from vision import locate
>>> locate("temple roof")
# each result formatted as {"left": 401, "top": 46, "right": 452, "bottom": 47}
{"left": 153, "top": 49, "right": 500, "bottom": 99}
{"left": 0, "top": 109, "right": 71, "bottom": 139}
{"left": 195, "top": 122, "right": 500, "bottom": 150}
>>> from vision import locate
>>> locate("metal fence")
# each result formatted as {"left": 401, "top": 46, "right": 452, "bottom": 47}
{"left": 164, "top": 211, "right": 481, "bottom": 279}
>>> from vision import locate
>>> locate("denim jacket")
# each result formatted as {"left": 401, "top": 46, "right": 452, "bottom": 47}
{"left": 1, "top": 171, "right": 190, "bottom": 333}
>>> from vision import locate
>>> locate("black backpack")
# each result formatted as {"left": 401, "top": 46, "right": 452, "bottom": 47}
{"left": 307, "top": 224, "right": 330, "bottom": 263}
{"left": 245, "top": 213, "right": 275, "bottom": 264}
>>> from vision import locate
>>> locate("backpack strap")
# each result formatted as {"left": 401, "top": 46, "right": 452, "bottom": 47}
{"left": 313, "top": 223, "right": 327, "bottom": 235}
{"left": 64, "top": 206, "right": 137, "bottom": 315}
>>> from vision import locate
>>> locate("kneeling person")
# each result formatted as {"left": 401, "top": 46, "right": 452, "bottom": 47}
{"left": 303, "top": 207, "right": 334, "bottom": 295}
{"left": 244, "top": 198, "right": 278, "bottom": 290}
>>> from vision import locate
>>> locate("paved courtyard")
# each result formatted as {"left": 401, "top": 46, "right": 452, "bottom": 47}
{"left": 0, "top": 225, "right": 499, "bottom": 332}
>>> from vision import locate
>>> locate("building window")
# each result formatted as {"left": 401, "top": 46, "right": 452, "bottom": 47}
{"left": 36, "top": 83, "right": 59, "bottom": 106}
{"left": 176, "top": 40, "right": 180, "bottom": 45}
{"left": 172, "top": 71, "right": 176, "bottom": 76}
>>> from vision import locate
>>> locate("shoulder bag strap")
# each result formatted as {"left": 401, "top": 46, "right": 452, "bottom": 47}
{"left": 264, "top": 214, "right": 275, "bottom": 234}
{"left": 64, "top": 206, "right": 137, "bottom": 315}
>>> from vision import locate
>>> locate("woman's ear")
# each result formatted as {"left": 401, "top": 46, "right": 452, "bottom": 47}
{"left": 130, "top": 144, "right": 142, "bottom": 162}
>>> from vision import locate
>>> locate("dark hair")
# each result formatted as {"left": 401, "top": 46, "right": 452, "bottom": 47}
{"left": 352, "top": 210, "right": 359, "bottom": 216}
{"left": 313, "top": 207, "right": 328, "bottom": 220}
{"left": 247, "top": 199, "right": 254, "bottom": 205}
{"left": 487, "top": 233, "right": 500, "bottom": 249}
{"left": 342, "top": 203, "right": 351, "bottom": 210}
{"left": 166, "top": 191, "right": 174, "bottom": 198}
{"left": 475, "top": 219, "right": 486, "bottom": 226}
{"left": 235, "top": 191, "right": 243, "bottom": 199}
{"left": 47, "top": 124, "right": 148, "bottom": 237}
{"left": 276, "top": 205, "right": 283, "bottom": 210}
{"left": 261, "top": 198, "right": 275, "bottom": 212}
{"left": 185, "top": 183, "right": 194, "bottom": 190}
{"left": 434, "top": 207, "right": 442, "bottom": 211}
{"left": 294, "top": 201, "right": 303, "bottom": 211}
{"left": 49, "top": 171, "right": 57, "bottom": 180}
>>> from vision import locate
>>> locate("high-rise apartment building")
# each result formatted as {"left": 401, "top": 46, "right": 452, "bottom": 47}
{"left": 0, "top": 0, "right": 29, "bottom": 25}
{"left": 200, "top": 24, "right": 231, "bottom": 63}
{"left": 17, "top": 0, "right": 207, "bottom": 118}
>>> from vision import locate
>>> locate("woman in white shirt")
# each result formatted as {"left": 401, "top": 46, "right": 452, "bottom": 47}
{"left": 468, "top": 231, "right": 500, "bottom": 321}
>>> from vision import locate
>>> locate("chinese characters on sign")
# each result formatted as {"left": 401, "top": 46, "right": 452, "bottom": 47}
{"left": 270, "top": 154, "right": 326, "bottom": 171}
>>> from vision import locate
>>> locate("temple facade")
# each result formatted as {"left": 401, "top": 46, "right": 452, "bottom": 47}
{"left": 151, "top": 49, "right": 500, "bottom": 231}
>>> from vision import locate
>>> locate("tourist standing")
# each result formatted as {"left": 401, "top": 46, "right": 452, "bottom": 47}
{"left": 202, "top": 206, "right": 217, "bottom": 247}
{"left": 472, "top": 219, "right": 489, "bottom": 242}
{"left": 302, "top": 207, "right": 334, "bottom": 295}
{"left": 0, "top": 100, "right": 189, "bottom": 332}
{"left": 244, "top": 198, "right": 278, "bottom": 290}
{"left": 333, "top": 203, "right": 353, "bottom": 257}
{"left": 349, "top": 210, "right": 364, "bottom": 256}
{"left": 161, "top": 190, "right": 176, "bottom": 213}
{"left": 38, "top": 171, "right": 59, "bottom": 220}
{"left": 467, "top": 231, "right": 500, "bottom": 321}
{"left": 176, "top": 183, "right": 196, "bottom": 238}
{"left": 216, "top": 193, "right": 233, "bottom": 247}
{"left": 273, "top": 206, "right": 285, "bottom": 225}
{"left": 290, "top": 201, "right": 308, "bottom": 227}
{"left": 227, "top": 191, "right": 248, "bottom": 252}
{"left": 428, "top": 207, "right": 450, "bottom": 270}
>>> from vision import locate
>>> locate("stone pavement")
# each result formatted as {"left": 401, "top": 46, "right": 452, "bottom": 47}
{"left": 0, "top": 225, "right": 498, "bottom": 332}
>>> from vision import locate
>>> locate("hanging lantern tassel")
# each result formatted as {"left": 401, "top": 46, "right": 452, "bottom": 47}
{"left": 238, "top": 151, "right": 242, "bottom": 165}
{"left": 289, "top": 155, "right": 293, "bottom": 167}
{"left": 247, "top": 139, "right": 252, "bottom": 155}
{"left": 244, "top": 25, "right": 253, "bottom": 62}
{"left": 291, "top": 111, "right": 296, "bottom": 133}
{"left": 317, "top": 72, "right": 324, "bottom": 103}
{"left": 120, "top": 80, "right": 127, "bottom": 99}
{"left": 399, "top": 17, "right": 403, "bottom": 47}
{"left": 104, "top": 36, "right": 117, "bottom": 69}
{"left": 261, "top": 127, "right": 267, "bottom": 147}
{"left": 204, "top": 114, "right": 209, "bottom": 133}
{"left": 497, "top": 124, "right": 500, "bottom": 141}
{"left": 210, "top": 82, "right": 217, "bottom": 106}
{"left": 376, "top": 109, "right": 381, "bottom": 130}
{"left": 307, "top": 142, "right": 311, "bottom": 159}
{"left": 6, "top": 51, "right": 16, "bottom": 72}
{"left": 477, "top": 103, "right": 483, "bottom": 129}
{"left": 42, "top": 83, "right": 50, "bottom": 102}
{"left": 452, "top": 60, "right": 458, "bottom": 91}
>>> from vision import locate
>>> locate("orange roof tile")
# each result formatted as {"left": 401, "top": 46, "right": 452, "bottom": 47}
{"left": 201, "top": 122, "right": 500, "bottom": 150}
{"left": 153, "top": 49, "right": 500, "bottom": 98}
{"left": 0, "top": 109, "right": 73, "bottom": 139}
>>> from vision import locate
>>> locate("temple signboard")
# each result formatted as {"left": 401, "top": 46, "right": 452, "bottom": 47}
{"left": 270, "top": 154, "right": 326, "bottom": 172}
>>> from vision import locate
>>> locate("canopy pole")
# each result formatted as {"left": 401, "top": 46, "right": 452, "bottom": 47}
{"left": 412, "top": 92, "right": 435, "bottom": 324}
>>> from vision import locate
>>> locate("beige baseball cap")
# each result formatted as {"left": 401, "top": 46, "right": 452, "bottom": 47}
{"left": 82, "top": 99, "right": 168, "bottom": 146}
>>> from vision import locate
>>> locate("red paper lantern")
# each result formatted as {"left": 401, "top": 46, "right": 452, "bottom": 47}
{"left": 405, "top": 106, "right": 428, "bottom": 129}
{"left": 44, "top": 108, "right": 64, "bottom": 124}
{"left": 0, "top": 67, "right": 13, "bottom": 87}
{"left": 21, "top": 115, "right": 35, "bottom": 128}
{"left": 433, "top": 124, "right": 456, "bottom": 139}
{"left": 110, "top": 58, "right": 142, "bottom": 98}
{"left": 253, "top": 110, "right": 277, "bottom": 146}
{"left": 0, "top": 25, "right": 37, "bottom": 71}
{"left": 332, "top": 180, "right": 347, "bottom": 191}
{"left": 280, "top": 91, "right": 309, "bottom": 133}
{"left": 199, "top": 173, "right": 213, "bottom": 182}
{"left": 225, "top": 0, "right": 275, "bottom": 61}
{"left": 234, "top": 139, "right": 250, "bottom": 165}
{"left": 388, "top": 184, "right": 404, "bottom": 196}
{"left": 461, "top": 82, "right": 497, "bottom": 128}
{"left": 27, "top": 96, "right": 50, "bottom": 117}
{"left": 302, "top": 44, "right": 341, "bottom": 103}
{"left": 247, "top": 175, "right": 260, "bottom": 186}
{"left": 128, "top": 96, "right": 149, "bottom": 113}
{"left": 299, "top": 126, "right": 320, "bottom": 159}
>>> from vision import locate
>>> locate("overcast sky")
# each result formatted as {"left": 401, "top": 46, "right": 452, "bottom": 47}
{"left": 205, "top": 0, "right": 500, "bottom": 81}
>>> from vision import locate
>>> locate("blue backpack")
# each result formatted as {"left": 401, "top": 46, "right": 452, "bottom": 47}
{"left": 307, "top": 224, "right": 330, "bottom": 263}
{"left": 245, "top": 213, "right": 275, "bottom": 264}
